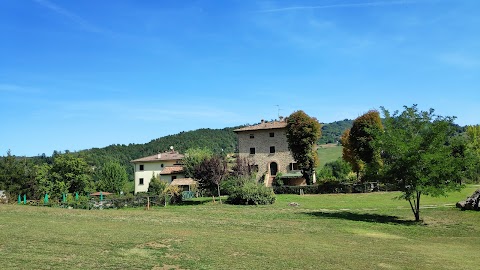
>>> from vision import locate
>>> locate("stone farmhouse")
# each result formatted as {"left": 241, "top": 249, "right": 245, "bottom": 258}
{"left": 234, "top": 118, "right": 314, "bottom": 187}
{"left": 131, "top": 150, "right": 185, "bottom": 194}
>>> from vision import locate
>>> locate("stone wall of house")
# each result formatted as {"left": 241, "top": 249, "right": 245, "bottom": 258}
{"left": 237, "top": 127, "right": 296, "bottom": 185}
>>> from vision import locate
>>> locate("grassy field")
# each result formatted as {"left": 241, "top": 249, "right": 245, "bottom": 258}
{"left": 1, "top": 186, "right": 479, "bottom": 270}
{"left": 317, "top": 144, "right": 343, "bottom": 168}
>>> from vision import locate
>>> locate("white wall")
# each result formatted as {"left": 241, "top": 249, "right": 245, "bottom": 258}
{"left": 134, "top": 160, "right": 178, "bottom": 193}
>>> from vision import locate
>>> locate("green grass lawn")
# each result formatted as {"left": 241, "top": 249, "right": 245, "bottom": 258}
{"left": 317, "top": 144, "right": 343, "bottom": 168}
{"left": 1, "top": 186, "right": 479, "bottom": 269}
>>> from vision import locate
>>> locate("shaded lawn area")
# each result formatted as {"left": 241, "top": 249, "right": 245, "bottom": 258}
{"left": 0, "top": 186, "right": 478, "bottom": 269}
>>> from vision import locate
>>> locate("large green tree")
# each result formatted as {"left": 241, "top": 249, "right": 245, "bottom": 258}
{"left": 50, "top": 154, "right": 93, "bottom": 196}
{"left": 374, "top": 105, "right": 466, "bottom": 221}
{"left": 0, "top": 151, "right": 36, "bottom": 198}
{"left": 286, "top": 110, "right": 322, "bottom": 185}
{"left": 96, "top": 161, "right": 128, "bottom": 194}
{"left": 348, "top": 110, "right": 383, "bottom": 181}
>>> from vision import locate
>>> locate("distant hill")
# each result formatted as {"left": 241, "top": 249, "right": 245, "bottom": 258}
{"left": 319, "top": 119, "right": 354, "bottom": 144}
{"left": 27, "top": 120, "right": 354, "bottom": 180}
{"left": 71, "top": 127, "right": 239, "bottom": 179}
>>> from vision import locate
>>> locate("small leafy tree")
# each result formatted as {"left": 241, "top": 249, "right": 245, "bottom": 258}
{"left": 96, "top": 161, "right": 128, "bottom": 194}
{"left": 193, "top": 156, "right": 227, "bottom": 202}
{"left": 183, "top": 147, "right": 213, "bottom": 178}
{"left": 148, "top": 173, "right": 167, "bottom": 195}
{"left": 286, "top": 110, "right": 322, "bottom": 185}
{"left": 374, "top": 105, "right": 466, "bottom": 221}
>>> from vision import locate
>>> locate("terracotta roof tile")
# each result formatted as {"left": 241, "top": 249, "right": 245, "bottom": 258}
{"left": 160, "top": 166, "right": 184, "bottom": 175}
{"left": 234, "top": 120, "right": 287, "bottom": 132}
{"left": 170, "top": 178, "right": 197, "bottom": 186}
{"left": 131, "top": 152, "right": 184, "bottom": 163}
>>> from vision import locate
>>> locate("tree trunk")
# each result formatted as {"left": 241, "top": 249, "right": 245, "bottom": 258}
{"left": 217, "top": 184, "right": 222, "bottom": 204}
{"left": 408, "top": 191, "right": 422, "bottom": 222}
{"left": 415, "top": 191, "right": 421, "bottom": 222}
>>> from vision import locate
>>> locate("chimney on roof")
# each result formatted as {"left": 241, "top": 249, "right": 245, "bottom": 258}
{"left": 157, "top": 153, "right": 162, "bottom": 159}
{"left": 279, "top": 116, "right": 284, "bottom": 121}
{"left": 261, "top": 119, "right": 265, "bottom": 124}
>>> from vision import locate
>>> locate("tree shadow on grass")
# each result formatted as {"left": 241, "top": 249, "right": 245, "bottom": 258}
{"left": 303, "top": 211, "right": 420, "bottom": 226}
{"left": 177, "top": 198, "right": 214, "bottom": 206}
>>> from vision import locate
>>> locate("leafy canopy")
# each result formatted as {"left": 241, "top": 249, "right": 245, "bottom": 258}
{"left": 374, "top": 105, "right": 465, "bottom": 221}
{"left": 286, "top": 110, "right": 322, "bottom": 184}
{"left": 96, "top": 161, "right": 128, "bottom": 194}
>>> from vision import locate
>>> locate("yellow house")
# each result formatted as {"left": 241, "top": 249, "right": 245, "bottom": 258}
{"left": 131, "top": 150, "right": 184, "bottom": 194}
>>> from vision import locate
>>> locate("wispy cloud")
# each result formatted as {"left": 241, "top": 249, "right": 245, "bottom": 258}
{"left": 33, "top": 0, "right": 103, "bottom": 33}
{"left": 256, "top": 0, "right": 414, "bottom": 13}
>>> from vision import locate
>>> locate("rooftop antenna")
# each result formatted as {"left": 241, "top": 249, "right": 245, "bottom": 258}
{"left": 275, "top": 105, "right": 282, "bottom": 119}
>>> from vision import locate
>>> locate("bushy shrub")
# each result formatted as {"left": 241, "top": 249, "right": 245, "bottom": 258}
{"left": 272, "top": 173, "right": 284, "bottom": 187}
{"left": 164, "top": 185, "right": 182, "bottom": 205}
{"left": 227, "top": 181, "right": 276, "bottom": 205}
{"left": 221, "top": 176, "right": 253, "bottom": 195}
{"left": 220, "top": 176, "right": 241, "bottom": 195}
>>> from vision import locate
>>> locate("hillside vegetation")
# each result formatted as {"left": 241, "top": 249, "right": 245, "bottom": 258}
{"left": 24, "top": 120, "right": 352, "bottom": 180}
{"left": 319, "top": 119, "right": 353, "bottom": 144}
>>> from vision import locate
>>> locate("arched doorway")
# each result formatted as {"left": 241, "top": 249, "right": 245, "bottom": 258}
{"left": 269, "top": 162, "right": 278, "bottom": 176}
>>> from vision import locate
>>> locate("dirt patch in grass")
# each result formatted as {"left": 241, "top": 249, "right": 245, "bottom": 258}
{"left": 152, "top": 264, "right": 186, "bottom": 270}
{"left": 351, "top": 229, "right": 405, "bottom": 240}
{"left": 123, "top": 247, "right": 152, "bottom": 257}
{"left": 377, "top": 262, "right": 400, "bottom": 269}
{"left": 138, "top": 242, "right": 171, "bottom": 250}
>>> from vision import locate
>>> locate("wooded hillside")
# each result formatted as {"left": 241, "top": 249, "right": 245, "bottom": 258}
{"left": 6, "top": 120, "right": 354, "bottom": 181}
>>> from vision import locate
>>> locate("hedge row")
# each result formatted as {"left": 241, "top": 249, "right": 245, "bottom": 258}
{"left": 273, "top": 182, "right": 397, "bottom": 194}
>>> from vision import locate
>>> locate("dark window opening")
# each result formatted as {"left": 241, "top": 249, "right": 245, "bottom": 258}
{"left": 270, "top": 146, "right": 276, "bottom": 153}
{"left": 172, "top": 176, "right": 177, "bottom": 181}
{"left": 250, "top": 148, "right": 256, "bottom": 155}
{"left": 139, "top": 178, "right": 144, "bottom": 185}
{"left": 249, "top": 134, "right": 254, "bottom": 139}
{"left": 139, "top": 164, "right": 144, "bottom": 171}
{"left": 290, "top": 163, "right": 299, "bottom": 171}
{"left": 161, "top": 164, "right": 164, "bottom": 168}
{"left": 269, "top": 132, "right": 274, "bottom": 137}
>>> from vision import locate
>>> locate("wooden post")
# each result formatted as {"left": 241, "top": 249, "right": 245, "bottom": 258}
{"left": 146, "top": 196, "right": 150, "bottom": 210}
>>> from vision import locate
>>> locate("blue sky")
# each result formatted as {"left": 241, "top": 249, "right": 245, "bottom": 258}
{"left": 1, "top": 0, "right": 479, "bottom": 156}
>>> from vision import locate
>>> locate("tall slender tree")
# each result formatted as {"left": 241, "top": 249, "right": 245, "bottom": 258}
{"left": 348, "top": 110, "right": 383, "bottom": 181}
{"left": 286, "top": 110, "right": 322, "bottom": 185}
{"left": 340, "top": 128, "right": 363, "bottom": 180}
